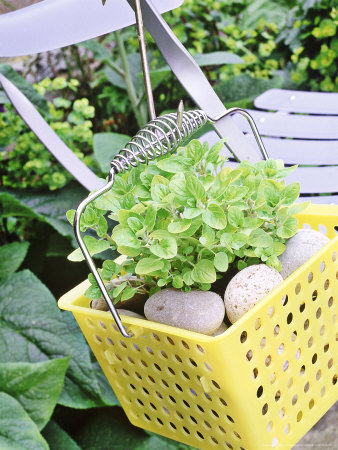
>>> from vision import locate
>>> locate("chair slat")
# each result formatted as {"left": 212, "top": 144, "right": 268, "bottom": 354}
{"left": 254, "top": 89, "right": 338, "bottom": 115}
{"left": 199, "top": 131, "right": 338, "bottom": 165}
{"left": 233, "top": 110, "right": 338, "bottom": 139}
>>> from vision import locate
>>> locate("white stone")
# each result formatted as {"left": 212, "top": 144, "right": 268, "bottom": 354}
{"left": 224, "top": 264, "right": 283, "bottom": 323}
{"left": 117, "top": 309, "right": 144, "bottom": 319}
{"left": 144, "top": 288, "right": 225, "bottom": 335}
{"left": 279, "top": 229, "right": 330, "bottom": 279}
{"left": 212, "top": 322, "right": 229, "bottom": 336}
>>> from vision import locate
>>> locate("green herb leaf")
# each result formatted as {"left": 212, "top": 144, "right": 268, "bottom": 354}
{"left": 202, "top": 203, "right": 227, "bottom": 229}
{"left": 186, "top": 175, "right": 206, "bottom": 201}
{"left": 228, "top": 206, "right": 244, "bottom": 227}
{"left": 248, "top": 229, "right": 274, "bottom": 247}
{"left": 192, "top": 259, "right": 216, "bottom": 283}
{"left": 156, "top": 156, "right": 191, "bottom": 173}
{"left": 277, "top": 216, "right": 299, "bottom": 238}
{"left": 42, "top": 421, "right": 81, "bottom": 450}
{"left": 214, "top": 252, "right": 229, "bottom": 272}
{"left": 135, "top": 258, "right": 163, "bottom": 274}
{"left": 168, "top": 219, "right": 192, "bottom": 233}
{"left": 183, "top": 207, "right": 203, "bottom": 219}
{"left": 112, "top": 228, "right": 140, "bottom": 248}
{"left": 145, "top": 204, "right": 157, "bottom": 232}
{"left": 150, "top": 237, "right": 177, "bottom": 259}
{"left": 68, "top": 236, "right": 111, "bottom": 262}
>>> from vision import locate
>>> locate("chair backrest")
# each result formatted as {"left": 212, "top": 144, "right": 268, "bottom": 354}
{"left": 202, "top": 89, "right": 338, "bottom": 204}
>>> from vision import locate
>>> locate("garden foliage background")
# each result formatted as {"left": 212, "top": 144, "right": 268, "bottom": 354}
{"left": 0, "top": 0, "right": 337, "bottom": 448}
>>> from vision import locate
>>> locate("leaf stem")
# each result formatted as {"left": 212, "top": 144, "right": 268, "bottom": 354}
{"left": 114, "top": 30, "right": 146, "bottom": 128}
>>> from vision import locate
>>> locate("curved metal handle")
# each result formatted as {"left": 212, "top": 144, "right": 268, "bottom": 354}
{"left": 208, "top": 107, "right": 269, "bottom": 161}
{"left": 74, "top": 169, "right": 132, "bottom": 338}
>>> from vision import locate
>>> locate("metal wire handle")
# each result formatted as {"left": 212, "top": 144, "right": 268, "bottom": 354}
{"left": 74, "top": 110, "right": 208, "bottom": 337}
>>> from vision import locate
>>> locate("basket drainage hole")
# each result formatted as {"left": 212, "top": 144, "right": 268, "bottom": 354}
{"left": 266, "top": 421, "right": 273, "bottom": 432}
{"left": 284, "top": 424, "right": 290, "bottom": 435}
{"left": 183, "top": 426, "right": 190, "bottom": 435}
{"left": 144, "top": 413, "right": 151, "bottom": 421}
{"left": 308, "top": 272, "right": 313, "bottom": 283}
{"left": 304, "top": 381, "right": 310, "bottom": 393}
{"left": 183, "top": 400, "right": 190, "bottom": 408}
{"left": 170, "top": 422, "right": 176, "bottom": 429}
{"left": 154, "top": 363, "right": 162, "bottom": 372}
{"left": 240, "top": 331, "right": 247, "bottom": 343}
{"left": 308, "top": 336, "right": 314, "bottom": 347}
{"left": 150, "top": 403, "right": 157, "bottom": 410}
{"left": 190, "top": 415, "right": 197, "bottom": 424}
{"left": 295, "top": 283, "right": 301, "bottom": 295}
{"left": 163, "top": 407, "right": 170, "bottom": 414}
{"left": 312, "top": 290, "right": 318, "bottom": 302}
{"left": 189, "top": 358, "right": 197, "bottom": 367}
{"left": 190, "top": 388, "right": 197, "bottom": 397}
{"left": 169, "top": 395, "right": 176, "bottom": 403}
{"left": 275, "top": 390, "right": 281, "bottom": 402}
{"left": 312, "top": 353, "right": 318, "bottom": 364}
{"left": 252, "top": 368, "right": 258, "bottom": 379}
{"left": 278, "top": 343, "right": 284, "bottom": 354}
{"left": 168, "top": 367, "right": 175, "bottom": 376}
{"left": 196, "top": 431, "right": 204, "bottom": 440}
{"left": 282, "top": 295, "right": 288, "bottom": 306}
{"left": 157, "top": 418, "right": 164, "bottom": 425}
{"left": 320, "top": 386, "right": 326, "bottom": 397}
{"left": 175, "top": 354, "right": 183, "bottom": 363}
{"left": 332, "top": 251, "right": 337, "bottom": 262}
{"left": 152, "top": 333, "right": 160, "bottom": 341}
{"left": 304, "top": 319, "right": 310, "bottom": 330}
{"left": 328, "top": 358, "right": 333, "bottom": 369}
{"left": 87, "top": 319, "right": 95, "bottom": 328}
{"left": 324, "top": 279, "right": 330, "bottom": 290}
{"left": 226, "top": 442, "right": 233, "bottom": 449}
{"left": 291, "top": 330, "right": 297, "bottom": 342}
{"left": 283, "top": 360, "right": 289, "bottom": 371}
{"left": 279, "top": 408, "right": 285, "bottom": 418}
{"left": 299, "top": 303, "right": 306, "bottom": 313}
{"left": 292, "top": 394, "right": 298, "bottom": 405}
{"left": 309, "top": 399, "right": 315, "bottom": 409}
{"left": 274, "top": 325, "right": 280, "bottom": 336}
{"left": 181, "top": 340, "right": 190, "bottom": 349}
{"left": 95, "top": 335, "right": 102, "bottom": 343}
{"left": 133, "top": 343, "right": 140, "bottom": 352}
{"left": 197, "top": 344, "right": 205, "bottom": 353}
{"left": 212, "top": 409, "right": 219, "bottom": 418}
{"left": 137, "top": 399, "right": 144, "bottom": 406}
{"left": 320, "top": 261, "right": 325, "bottom": 272}
{"left": 287, "top": 313, "right": 293, "bottom": 325}
{"left": 324, "top": 343, "right": 330, "bottom": 352}
{"left": 255, "top": 318, "right": 261, "bottom": 330}
{"left": 297, "top": 411, "right": 303, "bottom": 422}
{"left": 210, "top": 436, "right": 218, "bottom": 444}
{"left": 265, "top": 355, "right": 272, "bottom": 367}
{"left": 316, "top": 370, "right": 322, "bottom": 380}
{"left": 257, "top": 386, "right": 263, "bottom": 398}
{"left": 219, "top": 425, "right": 226, "bottom": 434}
{"left": 295, "top": 348, "right": 301, "bottom": 360}
{"left": 99, "top": 321, "right": 107, "bottom": 329}
{"left": 333, "top": 375, "right": 337, "bottom": 385}
{"left": 246, "top": 350, "right": 253, "bottom": 361}
{"left": 272, "top": 437, "right": 278, "bottom": 448}
{"left": 316, "top": 308, "right": 322, "bottom": 319}
{"left": 204, "top": 420, "right": 212, "bottom": 429}
{"left": 328, "top": 297, "right": 333, "bottom": 308}
{"left": 261, "top": 337, "right": 267, "bottom": 349}
{"left": 262, "top": 403, "right": 268, "bottom": 415}
{"left": 167, "top": 337, "right": 175, "bottom": 345}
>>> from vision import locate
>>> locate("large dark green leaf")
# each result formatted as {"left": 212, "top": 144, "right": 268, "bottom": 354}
{"left": 73, "top": 407, "right": 194, "bottom": 450}
{"left": 0, "top": 64, "right": 48, "bottom": 114}
{"left": 0, "top": 359, "right": 69, "bottom": 430}
{"left": 0, "top": 270, "right": 119, "bottom": 409}
{"left": 78, "top": 39, "right": 112, "bottom": 62}
{"left": 0, "top": 241, "right": 29, "bottom": 279}
{"left": 0, "top": 183, "right": 87, "bottom": 241}
{"left": 42, "top": 421, "right": 81, "bottom": 450}
{"left": 0, "top": 392, "right": 48, "bottom": 450}
{"left": 93, "top": 132, "right": 130, "bottom": 172}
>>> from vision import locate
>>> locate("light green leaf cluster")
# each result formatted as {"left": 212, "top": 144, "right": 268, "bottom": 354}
{"left": 71, "top": 139, "right": 307, "bottom": 301}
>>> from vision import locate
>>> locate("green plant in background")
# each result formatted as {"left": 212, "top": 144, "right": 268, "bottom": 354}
{"left": 0, "top": 75, "right": 99, "bottom": 190}
{"left": 278, "top": 0, "right": 338, "bottom": 92}
{"left": 67, "top": 139, "right": 308, "bottom": 303}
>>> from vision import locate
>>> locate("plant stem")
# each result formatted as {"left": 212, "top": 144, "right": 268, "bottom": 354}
{"left": 114, "top": 30, "right": 146, "bottom": 128}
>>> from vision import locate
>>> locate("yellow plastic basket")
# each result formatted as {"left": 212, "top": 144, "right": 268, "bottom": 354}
{"left": 59, "top": 203, "right": 338, "bottom": 450}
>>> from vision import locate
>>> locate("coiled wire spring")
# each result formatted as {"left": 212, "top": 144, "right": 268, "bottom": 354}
{"left": 110, "top": 109, "right": 208, "bottom": 174}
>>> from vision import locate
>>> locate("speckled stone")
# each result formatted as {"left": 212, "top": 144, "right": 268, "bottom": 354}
{"left": 144, "top": 288, "right": 225, "bottom": 335}
{"left": 224, "top": 264, "right": 283, "bottom": 323}
{"left": 116, "top": 309, "right": 144, "bottom": 319}
{"left": 279, "top": 229, "right": 330, "bottom": 279}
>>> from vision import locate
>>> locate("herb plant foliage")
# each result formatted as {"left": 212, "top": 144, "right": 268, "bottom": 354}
{"left": 68, "top": 139, "right": 308, "bottom": 303}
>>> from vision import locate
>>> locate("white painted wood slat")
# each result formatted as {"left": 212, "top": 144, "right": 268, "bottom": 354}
{"left": 254, "top": 89, "right": 338, "bottom": 115}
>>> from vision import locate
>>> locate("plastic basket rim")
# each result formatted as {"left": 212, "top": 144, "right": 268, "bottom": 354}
{"left": 58, "top": 233, "right": 338, "bottom": 342}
